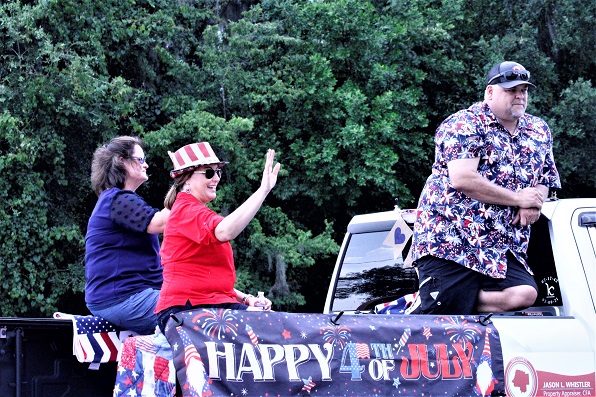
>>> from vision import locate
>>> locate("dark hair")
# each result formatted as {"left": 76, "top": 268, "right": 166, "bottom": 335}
{"left": 90, "top": 136, "right": 144, "bottom": 196}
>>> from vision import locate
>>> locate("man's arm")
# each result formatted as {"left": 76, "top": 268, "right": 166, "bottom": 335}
{"left": 447, "top": 158, "right": 545, "bottom": 209}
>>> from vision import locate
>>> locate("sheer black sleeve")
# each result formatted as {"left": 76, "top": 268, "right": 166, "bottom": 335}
{"left": 110, "top": 190, "right": 159, "bottom": 233}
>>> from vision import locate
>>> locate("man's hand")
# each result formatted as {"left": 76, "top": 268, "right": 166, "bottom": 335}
{"left": 514, "top": 207, "right": 541, "bottom": 226}
{"left": 516, "top": 187, "right": 545, "bottom": 209}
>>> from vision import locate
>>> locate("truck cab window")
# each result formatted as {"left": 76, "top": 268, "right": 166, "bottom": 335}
{"left": 330, "top": 231, "right": 418, "bottom": 313}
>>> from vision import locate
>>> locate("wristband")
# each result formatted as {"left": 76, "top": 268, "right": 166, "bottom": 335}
{"left": 242, "top": 294, "right": 254, "bottom": 305}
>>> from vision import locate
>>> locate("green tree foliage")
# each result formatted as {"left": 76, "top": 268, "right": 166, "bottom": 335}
{"left": 0, "top": 2, "right": 133, "bottom": 316}
{"left": 550, "top": 79, "right": 596, "bottom": 197}
{"left": 0, "top": 113, "right": 81, "bottom": 315}
{"left": 0, "top": 0, "right": 593, "bottom": 316}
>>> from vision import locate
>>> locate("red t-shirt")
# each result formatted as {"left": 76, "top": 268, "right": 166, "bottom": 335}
{"left": 155, "top": 193, "right": 235, "bottom": 312}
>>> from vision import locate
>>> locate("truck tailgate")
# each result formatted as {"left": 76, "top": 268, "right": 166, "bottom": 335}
{"left": 493, "top": 316, "right": 595, "bottom": 397}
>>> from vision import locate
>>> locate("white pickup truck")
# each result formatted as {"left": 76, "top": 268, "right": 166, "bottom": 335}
{"left": 324, "top": 198, "right": 595, "bottom": 397}
{"left": 1, "top": 199, "right": 593, "bottom": 397}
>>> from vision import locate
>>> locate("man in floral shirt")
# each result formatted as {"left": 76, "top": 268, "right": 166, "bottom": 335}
{"left": 411, "top": 61, "right": 561, "bottom": 315}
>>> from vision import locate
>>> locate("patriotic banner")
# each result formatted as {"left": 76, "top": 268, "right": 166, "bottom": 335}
{"left": 374, "top": 293, "right": 418, "bottom": 314}
{"left": 114, "top": 333, "right": 177, "bottom": 397}
{"left": 54, "top": 312, "right": 136, "bottom": 369}
{"left": 164, "top": 309, "right": 505, "bottom": 396}
{"left": 71, "top": 315, "right": 123, "bottom": 364}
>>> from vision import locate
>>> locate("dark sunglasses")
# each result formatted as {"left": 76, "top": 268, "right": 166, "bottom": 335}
{"left": 194, "top": 168, "right": 222, "bottom": 179}
{"left": 487, "top": 70, "right": 531, "bottom": 85}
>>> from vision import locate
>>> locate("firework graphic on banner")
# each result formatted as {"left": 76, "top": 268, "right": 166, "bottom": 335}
{"left": 438, "top": 316, "right": 482, "bottom": 349}
{"left": 320, "top": 323, "right": 352, "bottom": 348}
{"left": 246, "top": 324, "right": 259, "bottom": 345}
{"left": 395, "top": 328, "right": 411, "bottom": 354}
{"left": 475, "top": 328, "right": 498, "bottom": 397}
{"left": 193, "top": 308, "right": 239, "bottom": 340}
{"left": 177, "top": 327, "right": 210, "bottom": 397}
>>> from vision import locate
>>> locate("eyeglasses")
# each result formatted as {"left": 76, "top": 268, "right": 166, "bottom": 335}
{"left": 194, "top": 168, "right": 222, "bottom": 179}
{"left": 487, "top": 70, "right": 531, "bottom": 85}
{"left": 131, "top": 156, "right": 146, "bottom": 164}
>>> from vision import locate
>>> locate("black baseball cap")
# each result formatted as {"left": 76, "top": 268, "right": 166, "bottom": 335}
{"left": 486, "top": 61, "right": 536, "bottom": 88}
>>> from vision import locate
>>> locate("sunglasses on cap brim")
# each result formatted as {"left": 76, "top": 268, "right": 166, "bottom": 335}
{"left": 488, "top": 70, "right": 531, "bottom": 85}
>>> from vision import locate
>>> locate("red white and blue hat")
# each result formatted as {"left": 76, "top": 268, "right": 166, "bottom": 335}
{"left": 168, "top": 142, "right": 228, "bottom": 178}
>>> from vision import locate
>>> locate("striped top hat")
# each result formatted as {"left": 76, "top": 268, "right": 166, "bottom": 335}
{"left": 168, "top": 142, "right": 228, "bottom": 178}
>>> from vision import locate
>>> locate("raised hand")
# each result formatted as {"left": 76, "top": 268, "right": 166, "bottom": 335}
{"left": 260, "top": 149, "right": 281, "bottom": 193}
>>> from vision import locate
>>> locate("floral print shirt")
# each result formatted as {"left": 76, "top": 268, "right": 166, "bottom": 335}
{"left": 412, "top": 102, "right": 561, "bottom": 278}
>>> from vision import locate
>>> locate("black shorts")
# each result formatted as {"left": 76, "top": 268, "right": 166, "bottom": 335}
{"left": 412, "top": 252, "right": 538, "bottom": 315}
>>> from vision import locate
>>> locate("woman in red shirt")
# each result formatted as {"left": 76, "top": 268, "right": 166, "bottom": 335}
{"left": 155, "top": 142, "right": 280, "bottom": 333}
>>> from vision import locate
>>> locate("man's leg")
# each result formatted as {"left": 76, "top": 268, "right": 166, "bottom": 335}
{"left": 412, "top": 255, "right": 482, "bottom": 315}
{"left": 477, "top": 253, "right": 538, "bottom": 313}
{"left": 477, "top": 285, "right": 537, "bottom": 312}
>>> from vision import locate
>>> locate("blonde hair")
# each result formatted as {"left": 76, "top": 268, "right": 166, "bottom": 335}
{"left": 164, "top": 172, "right": 193, "bottom": 209}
